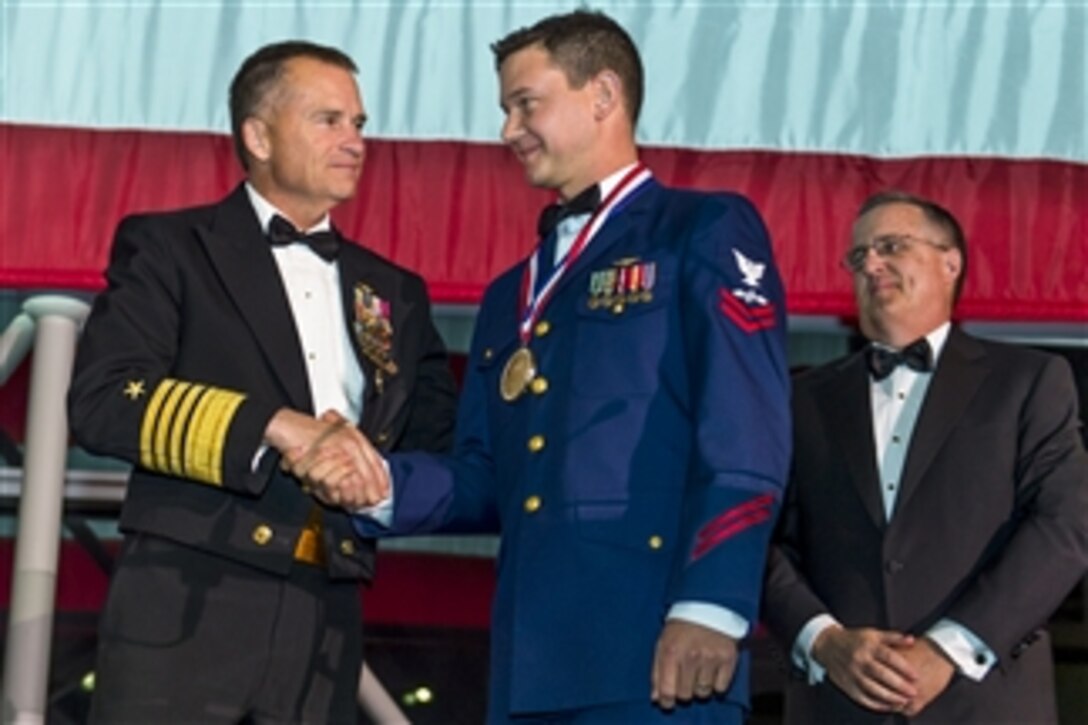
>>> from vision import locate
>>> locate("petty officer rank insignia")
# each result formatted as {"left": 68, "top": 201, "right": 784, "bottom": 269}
{"left": 353, "top": 283, "right": 399, "bottom": 377}
{"left": 588, "top": 258, "right": 656, "bottom": 310}
{"left": 720, "top": 248, "right": 776, "bottom": 334}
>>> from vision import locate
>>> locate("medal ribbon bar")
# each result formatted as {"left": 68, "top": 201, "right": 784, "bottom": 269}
{"left": 517, "top": 164, "right": 653, "bottom": 344}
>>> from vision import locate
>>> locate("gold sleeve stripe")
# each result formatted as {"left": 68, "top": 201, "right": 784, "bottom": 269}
{"left": 205, "top": 391, "right": 245, "bottom": 484}
{"left": 183, "top": 388, "right": 216, "bottom": 481}
{"left": 183, "top": 387, "right": 246, "bottom": 485}
{"left": 139, "top": 378, "right": 178, "bottom": 471}
{"left": 154, "top": 380, "right": 194, "bottom": 475}
{"left": 138, "top": 377, "right": 246, "bottom": 486}
{"left": 168, "top": 383, "right": 206, "bottom": 476}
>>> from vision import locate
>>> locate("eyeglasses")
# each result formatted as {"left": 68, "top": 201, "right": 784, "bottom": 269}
{"left": 841, "top": 234, "right": 951, "bottom": 273}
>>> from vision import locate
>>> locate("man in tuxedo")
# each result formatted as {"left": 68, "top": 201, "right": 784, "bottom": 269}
{"left": 763, "top": 190, "right": 1088, "bottom": 723}
{"left": 67, "top": 40, "right": 456, "bottom": 723}
{"left": 294, "top": 10, "right": 790, "bottom": 723}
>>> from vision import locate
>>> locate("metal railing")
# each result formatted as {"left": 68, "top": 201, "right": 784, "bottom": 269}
{"left": 0, "top": 295, "right": 409, "bottom": 724}
{"left": 1, "top": 295, "right": 90, "bottom": 725}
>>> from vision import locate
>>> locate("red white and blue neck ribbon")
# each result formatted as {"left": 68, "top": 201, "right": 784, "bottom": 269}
{"left": 518, "top": 163, "right": 653, "bottom": 343}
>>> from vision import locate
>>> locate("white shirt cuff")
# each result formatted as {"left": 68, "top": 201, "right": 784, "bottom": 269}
{"left": 794, "top": 613, "right": 839, "bottom": 685}
{"left": 666, "top": 602, "right": 749, "bottom": 640}
{"left": 353, "top": 457, "right": 394, "bottom": 526}
{"left": 251, "top": 444, "right": 270, "bottom": 472}
{"left": 926, "top": 618, "right": 996, "bottom": 681}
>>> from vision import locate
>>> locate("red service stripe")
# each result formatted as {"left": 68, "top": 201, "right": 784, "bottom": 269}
{"left": 690, "top": 507, "right": 773, "bottom": 562}
{"left": 696, "top": 493, "right": 776, "bottom": 541}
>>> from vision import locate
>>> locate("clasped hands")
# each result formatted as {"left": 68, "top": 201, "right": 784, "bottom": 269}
{"left": 265, "top": 408, "right": 390, "bottom": 509}
{"left": 812, "top": 625, "right": 955, "bottom": 717}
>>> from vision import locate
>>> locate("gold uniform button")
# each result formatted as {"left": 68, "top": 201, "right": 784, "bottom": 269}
{"left": 530, "top": 377, "right": 549, "bottom": 395}
{"left": 611, "top": 302, "right": 625, "bottom": 315}
{"left": 524, "top": 495, "right": 542, "bottom": 513}
{"left": 252, "top": 525, "right": 273, "bottom": 546}
{"left": 483, "top": 348, "right": 494, "bottom": 361}
{"left": 648, "top": 535, "right": 664, "bottom": 550}
{"left": 534, "top": 320, "right": 551, "bottom": 337}
{"left": 339, "top": 539, "right": 356, "bottom": 556}
{"left": 527, "top": 435, "right": 546, "bottom": 452}
{"left": 376, "top": 429, "right": 391, "bottom": 444}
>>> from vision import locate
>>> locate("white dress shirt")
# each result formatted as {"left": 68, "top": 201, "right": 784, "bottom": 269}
{"left": 246, "top": 183, "right": 365, "bottom": 426}
{"left": 549, "top": 163, "right": 637, "bottom": 266}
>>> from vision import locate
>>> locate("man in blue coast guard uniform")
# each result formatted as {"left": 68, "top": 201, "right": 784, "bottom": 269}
{"left": 292, "top": 10, "right": 791, "bottom": 723}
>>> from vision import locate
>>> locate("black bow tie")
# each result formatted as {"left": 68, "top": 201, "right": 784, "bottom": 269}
{"left": 866, "top": 338, "right": 934, "bottom": 381}
{"left": 267, "top": 214, "right": 339, "bottom": 262}
{"left": 536, "top": 184, "right": 601, "bottom": 240}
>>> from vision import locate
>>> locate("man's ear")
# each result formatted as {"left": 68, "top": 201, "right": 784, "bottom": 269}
{"left": 591, "top": 70, "right": 622, "bottom": 120}
{"left": 944, "top": 248, "right": 963, "bottom": 279}
{"left": 242, "top": 117, "right": 271, "bottom": 163}
{"left": 942, "top": 248, "right": 963, "bottom": 294}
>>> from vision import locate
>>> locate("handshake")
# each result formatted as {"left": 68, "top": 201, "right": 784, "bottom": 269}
{"left": 265, "top": 407, "right": 391, "bottom": 509}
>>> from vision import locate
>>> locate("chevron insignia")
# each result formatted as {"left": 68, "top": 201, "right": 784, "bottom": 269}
{"left": 719, "top": 288, "right": 776, "bottom": 333}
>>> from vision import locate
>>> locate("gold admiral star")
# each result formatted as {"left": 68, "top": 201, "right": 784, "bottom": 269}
{"left": 123, "top": 379, "right": 146, "bottom": 400}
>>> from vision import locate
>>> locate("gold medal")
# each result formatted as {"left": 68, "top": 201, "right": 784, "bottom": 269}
{"left": 500, "top": 346, "right": 536, "bottom": 402}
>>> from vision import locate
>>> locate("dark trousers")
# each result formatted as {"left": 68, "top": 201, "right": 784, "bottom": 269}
{"left": 90, "top": 534, "right": 363, "bottom": 724}
{"left": 503, "top": 699, "right": 745, "bottom": 724}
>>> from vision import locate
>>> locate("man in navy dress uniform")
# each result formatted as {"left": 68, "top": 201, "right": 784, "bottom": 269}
{"left": 293, "top": 11, "right": 791, "bottom": 723}
{"left": 68, "top": 41, "right": 455, "bottom": 723}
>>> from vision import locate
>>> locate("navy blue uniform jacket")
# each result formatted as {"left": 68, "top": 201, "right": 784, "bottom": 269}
{"left": 356, "top": 179, "right": 791, "bottom": 717}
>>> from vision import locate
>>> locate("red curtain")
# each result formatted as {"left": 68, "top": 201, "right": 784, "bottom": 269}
{"left": 2, "top": 123, "right": 1084, "bottom": 321}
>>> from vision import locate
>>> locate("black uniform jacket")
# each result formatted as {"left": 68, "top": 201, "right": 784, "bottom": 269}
{"left": 69, "top": 184, "right": 456, "bottom": 581}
